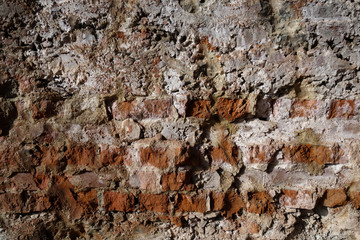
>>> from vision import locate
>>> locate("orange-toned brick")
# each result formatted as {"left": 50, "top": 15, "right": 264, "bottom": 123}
{"left": 247, "top": 145, "right": 278, "bottom": 164}
{"left": 348, "top": 190, "right": 360, "bottom": 209}
{"left": 282, "top": 144, "right": 344, "bottom": 165}
{"left": 322, "top": 189, "right": 347, "bottom": 207}
{"left": 174, "top": 194, "right": 207, "bottom": 213}
{"left": 216, "top": 98, "right": 248, "bottom": 121}
{"left": 162, "top": 171, "right": 194, "bottom": 191}
{"left": 100, "top": 146, "right": 127, "bottom": 166}
{"left": 65, "top": 145, "right": 97, "bottom": 167}
{"left": 247, "top": 191, "right": 274, "bottom": 215}
{"left": 139, "top": 147, "right": 170, "bottom": 169}
{"left": 280, "top": 189, "right": 315, "bottom": 209}
{"left": 186, "top": 100, "right": 211, "bottom": 118}
{"left": 104, "top": 191, "right": 135, "bottom": 212}
{"left": 212, "top": 192, "right": 245, "bottom": 218}
{"left": 77, "top": 190, "right": 98, "bottom": 215}
{"left": 328, "top": 100, "right": 355, "bottom": 119}
{"left": 210, "top": 139, "right": 239, "bottom": 166}
{"left": 139, "top": 194, "right": 169, "bottom": 213}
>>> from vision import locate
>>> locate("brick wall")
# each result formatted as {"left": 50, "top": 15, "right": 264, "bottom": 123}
{"left": 1, "top": 0, "right": 360, "bottom": 239}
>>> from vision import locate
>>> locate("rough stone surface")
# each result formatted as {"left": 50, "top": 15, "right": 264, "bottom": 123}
{"left": 1, "top": 0, "right": 360, "bottom": 239}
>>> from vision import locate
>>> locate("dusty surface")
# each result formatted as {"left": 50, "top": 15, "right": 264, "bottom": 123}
{"left": 0, "top": 0, "right": 360, "bottom": 239}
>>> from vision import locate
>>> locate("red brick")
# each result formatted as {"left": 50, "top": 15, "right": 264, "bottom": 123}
{"left": 113, "top": 98, "right": 173, "bottom": 120}
{"left": 104, "top": 191, "right": 135, "bottom": 212}
{"left": 322, "top": 189, "right": 347, "bottom": 207}
{"left": 211, "top": 192, "right": 226, "bottom": 211}
{"left": 25, "top": 193, "right": 51, "bottom": 212}
{"left": 130, "top": 171, "right": 158, "bottom": 191}
{"left": 65, "top": 145, "right": 97, "bottom": 167}
{"left": 139, "top": 147, "right": 170, "bottom": 169}
{"left": 0, "top": 192, "right": 51, "bottom": 213}
{"left": 328, "top": 100, "right": 355, "bottom": 119}
{"left": 31, "top": 99, "right": 58, "bottom": 119}
{"left": 174, "top": 194, "right": 207, "bottom": 213}
{"left": 34, "top": 173, "right": 50, "bottom": 190}
{"left": 282, "top": 144, "right": 345, "bottom": 165}
{"left": 175, "top": 146, "right": 203, "bottom": 167}
{"left": 290, "top": 100, "right": 322, "bottom": 118}
{"left": 142, "top": 98, "right": 173, "bottom": 118}
{"left": 216, "top": 98, "right": 248, "bottom": 121}
{"left": 77, "top": 190, "right": 98, "bottom": 215}
{"left": 279, "top": 189, "right": 315, "bottom": 209}
{"left": 247, "top": 145, "right": 278, "bottom": 164}
{"left": 348, "top": 190, "right": 360, "bottom": 209}
{"left": 0, "top": 147, "right": 21, "bottom": 171}
{"left": 162, "top": 171, "right": 194, "bottom": 191}
{"left": 247, "top": 191, "right": 274, "bottom": 215}
{"left": 0, "top": 193, "right": 23, "bottom": 213}
{"left": 139, "top": 194, "right": 169, "bottom": 213}
{"left": 210, "top": 139, "right": 239, "bottom": 166}
{"left": 113, "top": 100, "right": 134, "bottom": 120}
{"left": 212, "top": 192, "right": 245, "bottom": 218}
{"left": 38, "top": 146, "right": 59, "bottom": 168}
{"left": 49, "top": 177, "right": 83, "bottom": 219}
{"left": 186, "top": 100, "right": 211, "bottom": 118}
{"left": 170, "top": 216, "right": 184, "bottom": 227}
{"left": 10, "top": 173, "right": 38, "bottom": 191}
{"left": 100, "top": 146, "right": 128, "bottom": 166}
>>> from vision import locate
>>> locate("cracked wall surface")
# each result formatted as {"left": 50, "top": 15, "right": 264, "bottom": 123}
{"left": 1, "top": 0, "right": 360, "bottom": 239}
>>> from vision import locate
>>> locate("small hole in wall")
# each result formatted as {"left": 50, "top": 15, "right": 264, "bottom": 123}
{"left": 179, "top": 35, "right": 187, "bottom": 43}
{"left": 115, "top": 134, "right": 120, "bottom": 138}
{"left": 200, "top": 0, "right": 206, "bottom": 4}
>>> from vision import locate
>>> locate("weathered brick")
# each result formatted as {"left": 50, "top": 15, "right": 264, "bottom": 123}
{"left": 37, "top": 146, "right": 59, "bottom": 168}
{"left": 104, "top": 191, "right": 135, "bottom": 212}
{"left": 10, "top": 173, "right": 38, "bottom": 191}
{"left": 162, "top": 171, "right": 194, "bottom": 191}
{"left": 212, "top": 192, "right": 245, "bottom": 218}
{"left": 322, "top": 189, "right": 347, "bottom": 207}
{"left": 282, "top": 144, "right": 345, "bottom": 165}
{"left": 186, "top": 100, "right": 211, "bottom": 118}
{"left": 139, "top": 140, "right": 187, "bottom": 169}
{"left": 327, "top": 100, "right": 355, "bottom": 119}
{"left": 65, "top": 145, "right": 97, "bottom": 167}
{"left": 49, "top": 177, "right": 83, "bottom": 219}
{"left": 139, "top": 147, "right": 170, "bottom": 169}
{"left": 0, "top": 193, "right": 23, "bottom": 213}
{"left": 31, "top": 99, "right": 58, "bottom": 119}
{"left": 175, "top": 146, "right": 205, "bottom": 168}
{"left": 113, "top": 98, "right": 173, "bottom": 120}
{"left": 210, "top": 139, "right": 239, "bottom": 166}
{"left": 0, "top": 192, "right": 51, "bottom": 213}
{"left": 216, "top": 98, "right": 248, "bottom": 121}
{"left": 69, "top": 172, "right": 105, "bottom": 190}
{"left": 348, "top": 190, "right": 360, "bottom": 209}
{"left": 247, "top": 145, "right": 278, "bottom": 164}
{"left": 174, "top": 194, "right": 207, "bottom": 213}
{"left": 100, "top": 146, "right": 128, "bottom": 166}
{"left": 34, "top": 173, "right": 50, "bottom": 190}
{"left": 247, "top": 191, "right": 274, "bottom": 215}
{"left": 142, "top": 98, "right": 173, "bottom": 118}
{"left": 25, "top": 193, "right": 51, "bottom": 212}
{"left": 279, "top": 189, "right": 316, "bottom": 209}
{"left": 290, "top": 100, "right": 323, "bottom": 118}
{"left": 139, "top": 194, "right": 169, "bottom": 213}
{"left": 129, "top": 171, "right": 158, "bottom": 191}
{"left": 77, "top": 190, "right": 98, "bottom": 215}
